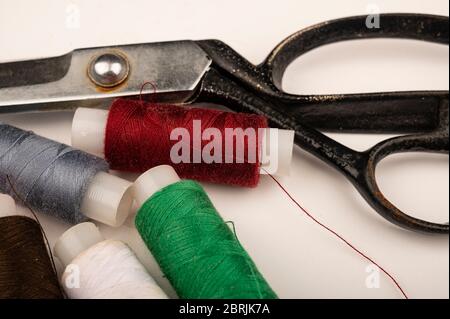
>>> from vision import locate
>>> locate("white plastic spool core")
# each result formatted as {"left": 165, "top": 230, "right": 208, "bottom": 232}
{"left": 132, "top": 165, "right": 180, "bottom": 208}
{"left": 54, "top": 222, "right": 104, "bottom": 268}
{"left": 72, "top": 107, "right": 294, "bottom": 175}
{"left": 0, "top": 177, "right": 131, "bottom": 225}
{"left": 260, "top": 128, "right": 294, "bottom": 175}
{"left": 72, "top": 108, "right": 108, "bottom": 157}
{"left": 81, "top": 172, "right": 133, "bottom": 227}
{"left": 0, "top": 194, "right": 17, "bottom": 217}
{"left": 72, "top": 109, "right": 133, "bottom": 226}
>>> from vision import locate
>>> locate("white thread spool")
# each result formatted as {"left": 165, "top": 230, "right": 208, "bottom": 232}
{"left": 54, "top": 222, "right": 168, "bottom": 299}
{"left": 71, "top": 107, "right": 295, "bottom": 175}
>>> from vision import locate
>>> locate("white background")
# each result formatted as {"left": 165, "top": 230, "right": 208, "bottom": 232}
{"left": 0, "top": 0, "right": 448, "bottom": 299}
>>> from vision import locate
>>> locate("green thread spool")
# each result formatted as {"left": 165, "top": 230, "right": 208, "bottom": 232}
{"left": 133, "top": 165, "right": 277, "bottom": 299}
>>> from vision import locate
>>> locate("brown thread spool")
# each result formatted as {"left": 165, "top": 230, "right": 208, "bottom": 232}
{"left": 0, "top": 195, "right": 63, "bottom": 299}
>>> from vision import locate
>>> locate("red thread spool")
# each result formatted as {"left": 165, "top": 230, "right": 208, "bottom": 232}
{"left": 106, "top": 99, "right": 266, "bottom": 186}
{"left": 73, "top": 98, "right": 278, "bottom": 187}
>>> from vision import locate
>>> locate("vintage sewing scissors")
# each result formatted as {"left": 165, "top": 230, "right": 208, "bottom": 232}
{"left": 0, "top": 13, "right": 448, "bottom": 233}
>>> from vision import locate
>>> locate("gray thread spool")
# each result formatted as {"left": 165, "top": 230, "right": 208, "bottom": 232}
{"left": 0, "top": 123, "right": 108, "bottom": 224}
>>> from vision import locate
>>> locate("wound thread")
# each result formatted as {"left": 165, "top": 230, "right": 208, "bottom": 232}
{"left": 61, "top": 239, "right": 168, "bottom": 299}
{"left": 105, "top": 98, "right": 267, "bottom": 187}
{"left": 135, "top": 179, "right": 277, "bottom": 299}
{"left": 0, "top": 216, "right": 63, "bottom": 299}
{"left": 0, "top": 123, "right": 108, "bottom": 224}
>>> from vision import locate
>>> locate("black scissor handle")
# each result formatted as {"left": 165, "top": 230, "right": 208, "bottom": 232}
{"left": 196, "top": 13, "right": 449, "bottom": 233}
{"left": 197, "top": 14, "right": 449, "bottom": 133}
{"left": 291, "top": 94, "right": 449, "bottom": 233}
{"left": 197, "top": 67, "right": 449, "bottom": 233}
{"left": 259, "top": 14, "right": 449, "bottom": 133}
{"left": 255, "top": 13, "right": 449, "bottom": 231}
{"left": 355, "top": 98, "right": 449, "bottom": 233}
{"left": 261, "top": 13, "right": 448, "bottom": 90}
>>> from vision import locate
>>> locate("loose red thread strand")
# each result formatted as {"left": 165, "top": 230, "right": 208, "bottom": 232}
{"left": 139, "top": 81, "right": 158, "bottom": 106}
{"left": 266, "top": 173, "right": 409, "bottom": 299}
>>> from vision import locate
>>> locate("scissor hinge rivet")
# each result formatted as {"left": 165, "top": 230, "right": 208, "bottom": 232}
{"left": 88, "top": 52, "right": 129, "bottom": 88}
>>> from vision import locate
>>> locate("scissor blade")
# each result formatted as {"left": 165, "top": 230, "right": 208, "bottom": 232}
{"left": 0, "top": 41, "right": 211, "bottom": 113}
{"left": 0, "top": 53, "right": 73, "bottom": 89}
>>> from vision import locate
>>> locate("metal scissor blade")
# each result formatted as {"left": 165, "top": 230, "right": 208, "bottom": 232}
{"left": 0, "top": 53, "right": 73, "bottom": 89}
{"left": 0, "top": 41, "right": 211, "bottom": 113}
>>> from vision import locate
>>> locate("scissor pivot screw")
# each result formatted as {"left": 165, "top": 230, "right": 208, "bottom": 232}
{"left": 88, "top": 52, "right": 129, "bottom": 88}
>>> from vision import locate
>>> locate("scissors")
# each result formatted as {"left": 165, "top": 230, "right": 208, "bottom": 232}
{"left": 0, "top": 13, "right": 448, "bottom": 234}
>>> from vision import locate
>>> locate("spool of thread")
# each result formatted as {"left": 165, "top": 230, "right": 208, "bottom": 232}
{"left": 0, "top": 194, "right": 63, "bottom": 299}
{"left": 54, "top": 222, "right": 168, "bottom": 299}
{"left": 71, "top": 99, "right": 294, "bottom": 187}
{"left": 0, "top": 123, "right": 133, "bottom": 226}
{"left": 132, "top": 165, "right": 277, "bottom": 299}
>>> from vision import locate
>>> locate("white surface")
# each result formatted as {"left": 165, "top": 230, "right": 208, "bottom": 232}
{"left": 0, "top": 0, "right": 448, "bottom": 299}
{"left": 54, "top": 222, "right": 104, "bottom": 268}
